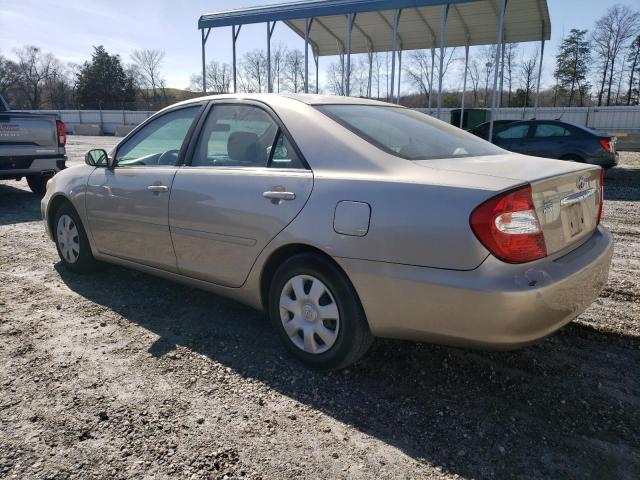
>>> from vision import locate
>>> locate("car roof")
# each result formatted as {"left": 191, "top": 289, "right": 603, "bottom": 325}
{"left": 171, "top": 93, "right": 397, "bottom": 109}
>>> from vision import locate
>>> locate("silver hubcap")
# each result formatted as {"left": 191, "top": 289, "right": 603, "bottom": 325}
{"left": 279, "top": 275, "right": 340, "bottom": 354}
{"left": 57, "top": 214, "right": 80, "bottom": 264}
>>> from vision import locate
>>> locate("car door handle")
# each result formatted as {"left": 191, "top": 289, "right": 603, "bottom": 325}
{"left": 147, "top": 185, "right": 169, "bottom": 193}
{"left": 263, "top": 190, "right": 296, "bottom": 201}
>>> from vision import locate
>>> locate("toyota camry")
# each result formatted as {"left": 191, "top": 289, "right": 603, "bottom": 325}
{"left": 42, "top": 94, "right": 613, "bottom": 369}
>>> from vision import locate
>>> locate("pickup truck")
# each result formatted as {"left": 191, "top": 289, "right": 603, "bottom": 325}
{"left": 0, "top": 94, "right": 67, "bottom": 194}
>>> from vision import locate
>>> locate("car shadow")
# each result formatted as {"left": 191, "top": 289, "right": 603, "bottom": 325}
{"left": 56, "top": 263, "right": 640, "bottom": 479}
{"left": 604, "top": 165, "right": 640, "bottom": 201}
{"left": 0, "top": 181, "right": 43, "bottom": 226}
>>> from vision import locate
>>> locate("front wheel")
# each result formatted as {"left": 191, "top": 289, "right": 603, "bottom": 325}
{"left": 268, "top": 253, "right": 373, "bottom": 370}
{"left": 54, "top": 202, "right": 99, "bottom": 273}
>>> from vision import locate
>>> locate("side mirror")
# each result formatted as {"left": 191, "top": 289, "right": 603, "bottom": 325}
{"left": 85, "top": 149, "right": 109, "bottom": 167}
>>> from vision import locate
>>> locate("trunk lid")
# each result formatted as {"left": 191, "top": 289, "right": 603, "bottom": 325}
{"left": 414, "top": 153, "right": 602, "bottom": 255}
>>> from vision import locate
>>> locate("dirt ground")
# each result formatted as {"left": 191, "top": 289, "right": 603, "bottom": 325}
{"left": 1, "top": 137, "right": 638, "bottom": 479}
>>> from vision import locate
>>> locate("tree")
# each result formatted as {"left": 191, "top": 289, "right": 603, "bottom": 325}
{"left": 11, "top": 46, "right": 57, "bottom": 109}
{"left": 190, "top": 61, "right": 232, "bottom": 94}
{"left": 404, "top": 48, "right": 456, "bottom": 106}
{"left": 130, "top": 49, "right": 166, "bottom": 101}
{"left": 516, "top": 52, "right": 538, "bottom": 107}
{"left": 626, "top": 35, "right": 640, "bottom": 105}
{"left": 241, "top": 50, "right": 267, "bottom": 93}
{"left": 284, "top": 49, "right": 304, "bottom": 93}
{"left": 554, "top": 29, "right": 591, "bottom": 106}
{"left": 592, "top": 5, "right": 640, "bottom": 106}
{"left": 76, "top": 46, "right": 136, "bottom": 109}
{"left": 503, "top": 43, "right": 519, "bottom": 106}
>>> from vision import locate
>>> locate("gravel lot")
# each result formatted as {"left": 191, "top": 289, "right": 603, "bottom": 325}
{"left": 1, "top": 136, "right": 638, "bottom": 479}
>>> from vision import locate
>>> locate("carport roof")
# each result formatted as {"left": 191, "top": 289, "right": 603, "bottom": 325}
{"left": 198, "top": 0, "right": 551, "bottom": 55}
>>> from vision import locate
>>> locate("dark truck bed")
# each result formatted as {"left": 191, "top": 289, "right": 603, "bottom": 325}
{"left": 0, "top": 95, "right": 66, "bottom": 194}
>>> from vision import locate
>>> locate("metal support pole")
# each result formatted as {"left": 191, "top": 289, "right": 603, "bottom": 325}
{"left": 341, "top": 53, "right": 345, "bottom": 95}
{"left": 267, "top": 22, "right": 276, "bottom": 93}
{"left": 314, "top": 50, "right": 319, "bottom": 94}
{"left": 201, "top": 28, "right": 211, "bottom": 94}
{"left": 304, "top": 19, "right": 310, "bottom": 93}
{"left": 498, "top": 38, "right": 506, "bottom": 108}
{"left": 232, "top": 25, "right": 241, "bottom": 94}
{"left": 460, "top": 43, "right": 469, "bottom": 128}
{"left": 346, "top": 13, "right": 355, "bottom": 96}
{"left": 437, "top": 4, "right": 449, "bottom": 117}
{"left": 390, "top": 9, "right": 401, "bottom": 103}
{"left": 488, "top": 0, "right": 507, "bottom": 142}
{"left": 428, "top": 47, "right": 435, "bottom": 114}
{"left": 397, "top": 49, "right": 402, "bottom": 104}
{"left": 533, "top": 39, "right": 545, "bottom": 118}
{"left": 368, "top": 50, "right": 373, "bottom": 98}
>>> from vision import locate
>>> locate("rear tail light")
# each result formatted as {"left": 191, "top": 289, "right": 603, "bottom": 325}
{"left": 599, "top": 138, "right": 612, "bottom": 153}
{"left": 470, "top": 185, "right": 547, "bottom": 263}
{"left": 56, "top": 120, "right": 66, "bottom": 146}
{"left": 597, "top": 167, "right": 604, "bottom": 225}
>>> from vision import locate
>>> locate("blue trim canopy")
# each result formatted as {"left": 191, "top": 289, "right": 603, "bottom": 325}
{"left": 198, "top": 0, "right": 551, "bottom": 55}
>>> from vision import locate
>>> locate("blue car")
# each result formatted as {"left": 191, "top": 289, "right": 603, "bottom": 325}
{"left": 469, "top": 119, "right": 619, "bottom": 168}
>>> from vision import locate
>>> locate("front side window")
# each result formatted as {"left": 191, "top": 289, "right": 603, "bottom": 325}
{"left": 116, "top": 107, "right": 200, "bottom": 167}
{"left": 534, "top": 124, "right": 571, "bottom": 138}
{"left": 192, "top": 104, "right": 279, "bottom": 167}
{"left": 316, "top": 105, "right": 503, "bottom": 160}
{"left": 495, "top": 124, "right": 530, "bottom": 140}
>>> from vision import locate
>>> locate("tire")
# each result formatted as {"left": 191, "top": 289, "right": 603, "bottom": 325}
{"left": 26, "top": 175, "right": 50, "bottom": 195}
{"left": 53, "top": 202, "right": 99, "bottom": 273}
{"left": 268, "top": 253, "right": 373, "bottom": 370}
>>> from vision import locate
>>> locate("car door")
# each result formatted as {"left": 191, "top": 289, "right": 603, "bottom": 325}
{"left": 526, "top": 122, "right": 573, "bottom": 158}
{"left": 85, "top": 105, "right": 202, "bottom": 271}
{"left": 493, "top": 123, "right": 532, "bottom": 154}
{"left": 169, "top": 102, "right": 313, "bottom": 287}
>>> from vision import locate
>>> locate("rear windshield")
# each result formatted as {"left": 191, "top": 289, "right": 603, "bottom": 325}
{"left": 316, "top": 104, "right": 503, "bottom": 160}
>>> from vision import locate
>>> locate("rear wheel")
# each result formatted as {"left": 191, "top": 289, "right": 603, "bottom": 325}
{"left": 54, "top": 202, "right": 98, "bottom": 273}
{"left": 268, "top": 253, "right": 373, "bottom": 370}
{"left": 26, "top": 175, "right": 50, "bottom": 195}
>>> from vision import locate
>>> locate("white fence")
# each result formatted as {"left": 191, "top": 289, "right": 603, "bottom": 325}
{"left": 20, "top": 106, "right": 640, "bottom": 134}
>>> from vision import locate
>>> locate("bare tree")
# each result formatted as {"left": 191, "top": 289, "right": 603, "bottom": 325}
{"left": 12, "top": 46, "right": 57, "bottom": 109}
{"left": 592, "top": 5, "right": 640, "bottom": 106}
{"left": 627, "top": 35, "right": 640, "bottom": 104}
{"left": 468, "top": 59, "right": 481, "bottom": 107}
{"left": 131, "top": 49, "right": 166, "bottom": 100}
{"left": 404, "top": 48, "right": 456, "bottom": 106}
{"left": 284, "top": 49, "right": 304, "bottom": 93}
{"left": 503, "top": 43, "right": 519, "bottom": 106}
{"left": 518, "top": 52, "right": 538, "bottom": 107}
{"left": 189, "top": 61, "right": 232, "bottom": 94}
{"left": 272, "top": 44, "right": 287, "bottom": 93}
{"left": 326, "top": 53, "right": 347, "bottom": 96}
{"left": 241, "top": 50, "right": 267, "bottom": 93}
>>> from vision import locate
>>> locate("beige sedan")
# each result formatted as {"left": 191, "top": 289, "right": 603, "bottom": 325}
{"left": 42, "top": 94, "right": 613, "bottom": 369}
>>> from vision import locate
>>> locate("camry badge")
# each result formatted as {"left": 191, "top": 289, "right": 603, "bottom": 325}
{"left": 576, "top": 175, "right": 588, "bottom": 190}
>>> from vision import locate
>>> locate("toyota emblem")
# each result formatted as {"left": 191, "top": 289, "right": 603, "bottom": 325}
{"left": 576, "top": 176, "right": 588, "bottom": 190}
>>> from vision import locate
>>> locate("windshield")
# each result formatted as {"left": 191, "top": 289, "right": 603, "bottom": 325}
{"left": 316, "top": 104, "right": 503, "bottom": 160}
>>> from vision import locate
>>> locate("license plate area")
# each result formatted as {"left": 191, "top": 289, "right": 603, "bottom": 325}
{"left": 567, "top": 203, "right": 585, "bottom": 237}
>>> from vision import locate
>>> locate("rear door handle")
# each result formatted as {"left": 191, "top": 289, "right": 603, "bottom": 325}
{"left": 147, "top": 185, "right": 169, "bottom": 193}
{"left": 263, "top": 190, "right": 296, "bottom": 202}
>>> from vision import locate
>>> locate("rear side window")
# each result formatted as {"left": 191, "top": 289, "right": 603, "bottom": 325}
{"left": 534, "top": 124, "right": 572, "bottom": 138}
{"left": 270, "top": 132, "right": 305, "bottom": 169}
{"left": 495, "top": 124, "right": 530, "bottom": 140}
{"left": 316, "top": 105, "right": 503, "bottom": 160}
{"left": 192, "top": 104, "right": 278, "bottom": 167}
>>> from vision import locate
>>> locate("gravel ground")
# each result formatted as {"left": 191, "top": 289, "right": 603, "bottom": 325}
{"left": 1, "top": 137, "right": 638, "bottom": 479}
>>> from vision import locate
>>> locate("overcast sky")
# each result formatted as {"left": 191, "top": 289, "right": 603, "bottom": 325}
{"left": 0, "top": 0, "right": 633, "bottom": 92}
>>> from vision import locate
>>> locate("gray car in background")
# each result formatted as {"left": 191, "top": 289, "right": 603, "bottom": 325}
{"left": 42, "top": 94, "right": 613, "bottom": 370}
{"left": 470, "top": 119, "right": 619, "bottom": 168}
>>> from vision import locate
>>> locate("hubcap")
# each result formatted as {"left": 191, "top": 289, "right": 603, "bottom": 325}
{"left": 56, "top": 214, "right": 80, "bottom": 264}
{"left": 279, "top": 275, "right": 340, "bottom": 354}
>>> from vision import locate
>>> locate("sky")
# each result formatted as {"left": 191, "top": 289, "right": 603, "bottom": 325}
{"left": 0, "top": 0, "right": 633, "bottom": 92}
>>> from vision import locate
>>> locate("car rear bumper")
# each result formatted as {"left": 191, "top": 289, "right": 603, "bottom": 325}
{"left": 337, "top": 226, "right": 613, "bottom": 349}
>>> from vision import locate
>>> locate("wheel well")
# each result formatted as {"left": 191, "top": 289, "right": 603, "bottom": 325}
{"left": 260, "top": 244, "right": 350, "bottom": 311}
{"left": 560, "top": 154, "right": 584, "bottom": 162}
{"left": 47, "top": 195, "right": 72, "bottom": 234}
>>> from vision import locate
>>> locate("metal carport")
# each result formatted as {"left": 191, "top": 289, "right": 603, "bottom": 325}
{"left": 198, "top": 0, "right": 551, "bottom": 136}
